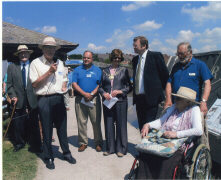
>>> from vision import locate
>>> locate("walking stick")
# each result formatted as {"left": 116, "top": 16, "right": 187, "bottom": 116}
{"left": 3, "top": 103, "right": 16, "bottom": 141}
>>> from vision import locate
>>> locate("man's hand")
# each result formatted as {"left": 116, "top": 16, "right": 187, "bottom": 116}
{"left": 200, "top": 101, "right": 208, "bottom": 116}
{"left": 103, "top": 92, "right": 111, "bottom": 100}
{"left": 164, "top": 100, "right": 172, "bottom": 110}
{"left": 48, "top": 63, "right": 57, "bottom": 74}
{"left": 111, "top": 90, "right": 122, "bottom": 97}
{"left": 11, "top": 97, "right": 18, "bottom": 105}
{"left": 163, "top": 131, "right": 177, "bottom": 139}
{"left": 141, "top": 123, "right": 150, "bottom": 138}
{"left": 84, "top": 92, "right": 93, "bottom": 101}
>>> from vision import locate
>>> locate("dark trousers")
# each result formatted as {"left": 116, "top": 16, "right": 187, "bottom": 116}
{"left": 12, "top": 106, "right": 41, "bottom": 149}
{"left": 136, "top": 150, "right": 183, "bottom": 179}
{"left": 103, "top": 100, "right": 128, "bottom": 154}
{"left": 12, "top": 108, "right": 27, "bottom": 146}
{"left": 38, "top": 94, "right": 70, "bottom": 160}
{"left": 135, "top": 95, "right": 158, "bottom": 131}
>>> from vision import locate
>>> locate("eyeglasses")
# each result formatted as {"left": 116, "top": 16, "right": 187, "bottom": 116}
{"left": 176, "top": 51, "right": 189, "bottom": 57}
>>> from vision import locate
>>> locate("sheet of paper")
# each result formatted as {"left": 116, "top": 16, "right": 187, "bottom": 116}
{"left": 103, "top": 97, "right": 118, "bottom": 109}
{"left": 81, "top": 98, "right": 94, "bottom": 108}
{"left": 206, "top": 99, "right": 221, "bottom": 135}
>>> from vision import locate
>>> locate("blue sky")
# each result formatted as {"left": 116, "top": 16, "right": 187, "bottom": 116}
{"left": 2, "top": 1, "right": 221, "bottom": 55}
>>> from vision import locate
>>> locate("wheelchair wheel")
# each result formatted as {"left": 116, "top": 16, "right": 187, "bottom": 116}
{"left": 189, "top": 144, "right": 212, "bottom": 180}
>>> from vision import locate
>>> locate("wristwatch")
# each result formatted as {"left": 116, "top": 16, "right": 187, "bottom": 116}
{"left": 90, "top": 92, "right": 94, "bottom": 96}
{"left": 201, "top": 98, "right": 207, "bottom": 102}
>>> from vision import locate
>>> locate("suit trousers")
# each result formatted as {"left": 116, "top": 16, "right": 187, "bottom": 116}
{"left": 135, "top": 95, "right": 158, "bottom": 131}
{"left": 38, "top": 94, "right": 70, "bottom": 160}
{"left": 75, "top": 95, "right": 103, "bottom": 146}
{"left": 103, "top": 100, "right": 128, "bottom": 154}
{"left": 12, "top": 108, "right": 27, "bottom": 146}
{"left": 12, "top": 105, "right": 41, "bottom": 149}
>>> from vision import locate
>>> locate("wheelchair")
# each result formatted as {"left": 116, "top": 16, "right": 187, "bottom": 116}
{"left": 128, "top": 136, "right": 212, "bottom": 179}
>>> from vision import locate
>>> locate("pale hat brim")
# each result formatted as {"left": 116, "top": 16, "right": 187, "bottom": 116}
{"left": 38, "top": 44, "right": 61, "bottom": 50}
{"left": 171, "top": 93, "right": 200, "bottom": 105}
{"left": 14, "top": 49, "right": 33, "bottom": 56}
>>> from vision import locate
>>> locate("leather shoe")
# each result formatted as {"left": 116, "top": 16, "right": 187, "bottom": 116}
{"left": 13, "top": 144, "right": 25, "bottom": 152}
{"left": 103, "top": 152, "right": 111, "bottom": 156}
{"left": 95, "top": 145, "right": 102, "bottom": 152}
{"left": 117, "top": 152, "right": 124, "bottom": 157}
{"left": 45, "top": 159, "right": 55, "bottom": 170}
{"left": 64, "top": 154, "right": 76, "bottom": 164}
{"left": 78, "top": 144, "right": 87, "bottom": 152}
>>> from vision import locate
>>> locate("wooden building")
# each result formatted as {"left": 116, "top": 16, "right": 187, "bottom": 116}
{"left": 2, "top": 22, "right": 79, "bottom": 62}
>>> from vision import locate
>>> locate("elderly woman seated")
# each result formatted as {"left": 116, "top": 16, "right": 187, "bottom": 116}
{"left": 137, "top": 86, "right": 203, "bottom": 179}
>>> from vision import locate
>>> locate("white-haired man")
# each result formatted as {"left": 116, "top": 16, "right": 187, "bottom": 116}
{"left": 7, "top": 45, "right": 42, "bottom": 152}
{"left": 29, "top": 37, "right": 76, "bottom": 169}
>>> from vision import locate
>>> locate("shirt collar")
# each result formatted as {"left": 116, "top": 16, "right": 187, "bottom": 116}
{"left": 83, "top": 64, "right": 94, "bottom": 70}
{"left": 41, "top": 55, "right": 53, "bottom": 65}
{"left": 20, "top": 60, "right": 30, "bottom": 66}
{"left": 140, "top": 49, "right": 148, "bottom": 60}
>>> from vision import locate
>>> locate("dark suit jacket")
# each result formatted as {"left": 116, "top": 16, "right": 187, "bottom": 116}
{"left": 7, "top": 62, "right": 38, "bottom": 109}
{"left": 132, "top": 51, "right": 169, "bottom": 106}
{"left": 99, "top": 66, "right": 132, "bottom": 101}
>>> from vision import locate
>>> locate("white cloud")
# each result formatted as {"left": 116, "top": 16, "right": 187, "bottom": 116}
{"left": 134, "top": 20, "right": 162, "bottom": 31}
{"left": 121, "top": 1, "right": 152, "bottom": 11}
{"left": 34, "top": 27, "right": 40, "bottom": 31}
{"left": 41, "top": 26, "right": 57, "bottom": 34}
{"left": 105, "top": 29, "right": 134, "bottom": 48}
{"left": 150, "top": 39, "right": 176, "bottom": 55}
{"left": 87, "top": 43, "right": 106, "bottom": 52}
{"left": 198, "top": 27, "right": 221, "bottom": 44}
{"left": 5, "top": 17, "right": 14, "bottom": 23}
{"left": 200, "top": 45, "right": 218, "bottom": 52}
{"left": 182, "top": 2, "right": 221, "bottom": 24}
{"left": 166, "top": 30, "right": 199, "bottom": 46}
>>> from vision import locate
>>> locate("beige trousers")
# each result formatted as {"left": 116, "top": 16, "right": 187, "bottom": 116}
{"left": 75, "top": 95, "right": 103, "bottom": 146}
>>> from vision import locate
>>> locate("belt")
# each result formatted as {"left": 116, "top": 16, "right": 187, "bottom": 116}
{"left": 37, "top": 93, "right": 62, "bottom": 98}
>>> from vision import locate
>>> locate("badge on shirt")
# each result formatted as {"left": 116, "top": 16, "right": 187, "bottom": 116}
{"left": 189, "top": 73, "right": 196, "bottom": 76}
{"left": 86, "top": 74, "right": 92, "bottom": 78}
{"left": 58, "top": 71, "right": 63, "bottom": 76}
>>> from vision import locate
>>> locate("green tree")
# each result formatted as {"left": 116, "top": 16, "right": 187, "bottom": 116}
{"left": 104, "top": 58, "right": 111, "bottom": 64}
{"left": 68, "top": 54, "right": 82, "bottom": 59}
{"left": 93, "top": 54, "right": 99, "bottom": 61}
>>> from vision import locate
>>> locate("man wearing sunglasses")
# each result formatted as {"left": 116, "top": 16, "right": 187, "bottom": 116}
{"left": 164, "top": 42, "right": 213, "bottom": 115}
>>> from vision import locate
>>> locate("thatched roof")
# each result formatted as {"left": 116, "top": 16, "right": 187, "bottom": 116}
{"left": 2, "top": 22, "right": 79, "bottom": 61}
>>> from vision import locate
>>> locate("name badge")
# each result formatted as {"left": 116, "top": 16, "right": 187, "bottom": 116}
{"left": 86, "top": 74, "right": 92, "bottom": 78}
{"left": 189, "top": 73, "right": 196, "bottom": 76}
{"left": 58, "top": 71, "right": 63, "bottom": 75}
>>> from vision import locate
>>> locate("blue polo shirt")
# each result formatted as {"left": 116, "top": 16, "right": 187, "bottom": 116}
{"left": 72, "top": 64, "right": 102, "bottom": 93}
{"left": 168, "top": 57, "right": 213, "bottom": 102}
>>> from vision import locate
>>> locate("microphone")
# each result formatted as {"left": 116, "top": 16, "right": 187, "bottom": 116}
{"left": 53, "top": 56, "right": 57, "bottom": 63}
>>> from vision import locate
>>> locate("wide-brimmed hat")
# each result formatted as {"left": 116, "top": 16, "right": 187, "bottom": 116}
{"left": 171, "top": 86, "right": 200, "bottom": 104}
{"left": 38, "top": 36, "right": 61, "bottom": 50}
{"left": 14, "top": 45, "right": 33, "bottom": 56}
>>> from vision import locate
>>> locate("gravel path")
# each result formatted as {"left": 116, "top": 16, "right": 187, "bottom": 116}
{"left": 34, "top": 97, "right": 141, "bottom": 180}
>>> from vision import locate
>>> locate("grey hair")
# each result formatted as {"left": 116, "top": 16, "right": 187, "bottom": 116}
{"left": 177, "top": 42, "right": 192, "bottom": 52}
{"left": 83, "top": 50, "right": 94, "bottom": 58}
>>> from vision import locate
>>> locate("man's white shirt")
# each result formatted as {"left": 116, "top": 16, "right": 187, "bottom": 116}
{"left": 136, "top": 49, "right": 148, "bottom": 95}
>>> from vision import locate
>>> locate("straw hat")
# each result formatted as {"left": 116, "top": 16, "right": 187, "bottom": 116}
{"left": 171, "top": 86, "right": 200, "bottom": 104}
{"left": 38, "top": 36, "right": 61, "bottom": 50}
{"left": 14, "top": 45, "right": 33, "bottom": 56}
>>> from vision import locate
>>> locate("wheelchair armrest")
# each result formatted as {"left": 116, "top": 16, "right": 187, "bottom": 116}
{"left": 185, "top": 136, "right": 199, "bottom": 145}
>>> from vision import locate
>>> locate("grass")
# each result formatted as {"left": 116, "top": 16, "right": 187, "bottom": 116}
{"left": 3, "top": 140, "right": 38, "bottom": 180}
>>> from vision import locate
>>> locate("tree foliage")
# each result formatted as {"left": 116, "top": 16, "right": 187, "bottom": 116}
{"left": 68, "top": 54, "right": 82, "bottom": 59}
